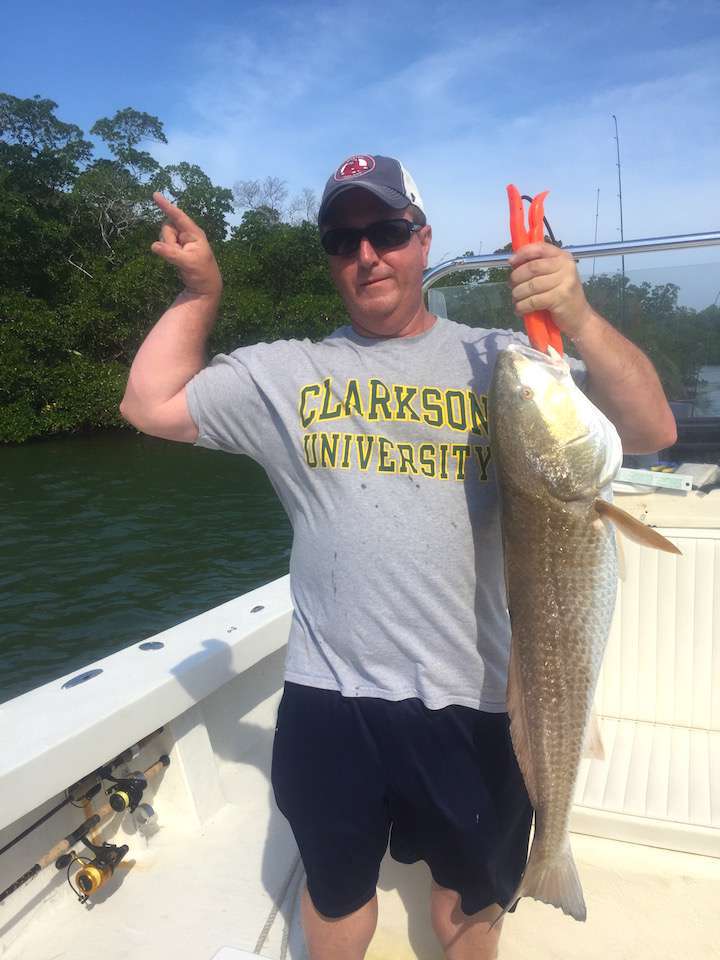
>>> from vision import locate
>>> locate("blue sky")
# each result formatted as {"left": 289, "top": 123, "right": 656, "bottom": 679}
{"left": 3, "top": 0, "right": 719, "bottom": 282}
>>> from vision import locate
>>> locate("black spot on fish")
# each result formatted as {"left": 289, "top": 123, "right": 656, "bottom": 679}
{"left": 415, "top": 483, "right": 420, "bottom": 489}
{"left": 361, "top": 483, "right": 367, "bottom": 489}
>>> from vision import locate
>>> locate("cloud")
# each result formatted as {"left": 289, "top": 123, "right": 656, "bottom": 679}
{"left": 148, "top": 3, "right": 720, "bottom": 274}
{"left": 413, "top": 54, "right": 720, "bottom": 258}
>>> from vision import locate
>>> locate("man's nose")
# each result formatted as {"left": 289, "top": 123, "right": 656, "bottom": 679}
{"left": 357, "top": 235, "right": 380, "bottom": 266}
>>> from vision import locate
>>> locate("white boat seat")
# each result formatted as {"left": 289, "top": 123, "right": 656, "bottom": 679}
{"left": 573, "top": 717, "right": 720, "bottom": 856}
{"left": 570, "top": 533, "right": 720, "bottom": 857}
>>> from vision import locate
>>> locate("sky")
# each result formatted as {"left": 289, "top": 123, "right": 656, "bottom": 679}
{"left": 3, "top": 0, "right": 720, "bottom": 300}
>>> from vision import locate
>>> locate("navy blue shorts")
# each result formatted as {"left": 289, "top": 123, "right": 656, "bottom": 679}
{"left": 271, "top": 681, "right": 533, "bottom": 918}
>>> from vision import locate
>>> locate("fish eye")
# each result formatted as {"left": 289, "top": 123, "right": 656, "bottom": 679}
{"left": 520, "top": 386, "right": 534, "bottom": 400}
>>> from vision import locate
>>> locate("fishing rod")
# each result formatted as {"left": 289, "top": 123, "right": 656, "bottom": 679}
{"left": 0, "top": 754, "right": 170, "bottom": 905}
{"left": 0, "top": 726, "right": 164, "bottom": 859}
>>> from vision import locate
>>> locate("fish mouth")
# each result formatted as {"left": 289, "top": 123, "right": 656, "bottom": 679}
{"left": 562, "top": 432, "right": 590, "bottom": 449}
{"left": 507, "top": 340, "right": 570, "bottom": 374}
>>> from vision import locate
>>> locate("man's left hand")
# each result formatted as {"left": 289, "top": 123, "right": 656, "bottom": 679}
{"left": 508, "top": 242, "right": 592, "bottom": 339}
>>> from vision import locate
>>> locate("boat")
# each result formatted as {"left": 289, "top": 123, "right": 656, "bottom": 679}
{"left": 1, "top": 231, "right": 719, "bottom": 959}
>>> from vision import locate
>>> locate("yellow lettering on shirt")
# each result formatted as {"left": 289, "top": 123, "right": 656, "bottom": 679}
{"left": 298, "top": 378, "right": 493, "bottom": 483}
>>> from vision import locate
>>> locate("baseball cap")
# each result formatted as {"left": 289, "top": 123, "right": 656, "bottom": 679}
{"left": 317, "top": 154, "right": 426, "bottom": 226}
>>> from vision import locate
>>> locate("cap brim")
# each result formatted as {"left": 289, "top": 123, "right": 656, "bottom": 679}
{"left": 318, "top": 183, "right": 409, "bottom": 225}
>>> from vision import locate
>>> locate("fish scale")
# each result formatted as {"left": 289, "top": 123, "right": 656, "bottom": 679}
{"left": 503, "top": 490, "right": 617, "bottom": 862}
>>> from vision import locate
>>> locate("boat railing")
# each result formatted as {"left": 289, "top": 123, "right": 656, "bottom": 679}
{"left": 422, "top": 230, "right": 720, "bottom": 288}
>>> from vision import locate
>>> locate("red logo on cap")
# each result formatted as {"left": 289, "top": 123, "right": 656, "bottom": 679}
{"left": 334, "top": 155, "right": 375, "bottom": 181}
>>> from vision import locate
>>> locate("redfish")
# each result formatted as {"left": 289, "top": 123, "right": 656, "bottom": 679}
{"left": 489, "top": 342, "right": 679, "bottom": 922}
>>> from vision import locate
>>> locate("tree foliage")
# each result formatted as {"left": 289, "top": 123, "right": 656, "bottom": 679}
{"left": 90, "top": 107, "right": 167, "bottom": 178}
{"left": 234, "top": 175, "right": 319, "bottom": 224}
{"left": 162, "top": 162, "right": 234, "bottom": 242}
{"left": 0, "top": 92, "right": 344, "bottom": 443}
{"left": 0, "top": 93, "right": 93, "bottom": 192}
{"left": 1, "top": 90, "right": 717, "bottom": 444}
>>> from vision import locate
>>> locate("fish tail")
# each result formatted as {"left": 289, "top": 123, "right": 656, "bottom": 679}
{"left": 500, "top": 844, "right": 587, "bottom": 923}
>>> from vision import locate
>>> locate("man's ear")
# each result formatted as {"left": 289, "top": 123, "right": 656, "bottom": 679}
{"left": 420, "top": 224, "right": 432, "bottom": 268}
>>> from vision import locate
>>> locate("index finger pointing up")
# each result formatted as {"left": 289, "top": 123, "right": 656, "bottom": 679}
{"left": 152, "top": 192, "right": 199, "bottom": 233}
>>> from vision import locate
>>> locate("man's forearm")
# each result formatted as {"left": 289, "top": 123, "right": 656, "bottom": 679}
{"left": 119, "top": 290, "right": 220, "bottom": 417}
{"left": 572, "top": 308, "right": 677, "bottom": 454}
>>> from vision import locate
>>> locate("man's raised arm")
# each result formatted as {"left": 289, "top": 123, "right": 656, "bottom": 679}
{"left": 119, "top": 193, "right": 223, "bottom": 436}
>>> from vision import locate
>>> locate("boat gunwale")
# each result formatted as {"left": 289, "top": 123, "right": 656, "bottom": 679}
{"left": 0, "top": 575, "right": 293, "bottom": 835}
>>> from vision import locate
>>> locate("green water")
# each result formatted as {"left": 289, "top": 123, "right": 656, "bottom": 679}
{"left": 0, "top": 429, "right": 292, "bottom": 705}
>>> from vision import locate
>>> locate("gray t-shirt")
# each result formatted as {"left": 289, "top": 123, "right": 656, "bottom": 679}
{"left": 185, "top": 315, "right": 585, "bottom": 712}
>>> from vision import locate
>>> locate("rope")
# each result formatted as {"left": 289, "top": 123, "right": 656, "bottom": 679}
{"left": 280, "top": 855, "right": 305, "bottom": 959}
{"left": 254, "top": 852, "right": 304, "bottom": 957}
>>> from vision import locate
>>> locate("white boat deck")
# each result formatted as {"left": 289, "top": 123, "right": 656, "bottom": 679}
{"left": 2, "top": 701, "right": 718, "bottom": 960}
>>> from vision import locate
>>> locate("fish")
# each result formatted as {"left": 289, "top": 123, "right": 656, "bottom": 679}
{"left": 488, "top": 341, "right": 680, "bottom": 923}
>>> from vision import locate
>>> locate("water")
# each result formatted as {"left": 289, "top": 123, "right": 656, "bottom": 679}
{"left": 698, "top": 366, "right": 720, "bottom": 415}
{"left": 0, "top": 430, "right": 292, "bottom": 705}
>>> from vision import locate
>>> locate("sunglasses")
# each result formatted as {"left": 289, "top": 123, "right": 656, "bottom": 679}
{"left": 321, "top": 219, "right": 423, "bottom": 256}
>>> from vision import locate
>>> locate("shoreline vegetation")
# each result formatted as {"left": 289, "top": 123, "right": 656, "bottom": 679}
{"left": 2, "top": 92, "right": 719, "bottom": 444}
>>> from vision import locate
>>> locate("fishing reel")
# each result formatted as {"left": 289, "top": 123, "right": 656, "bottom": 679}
{"left": 57, "top": 838, "right": 129, "bottom": 904}
{"left": 105, "top": 770, "right": 148, "bottom": 813}
{"left": 55, "top": 768, "right": 153, "bottom": 904}
{"left": 0, "top": 749, "right": 170, "bottom": 911}
{"left": 106, "top": 771, "right": 157, "bottom": 826}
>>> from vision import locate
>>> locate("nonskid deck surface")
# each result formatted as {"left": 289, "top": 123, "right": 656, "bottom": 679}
{"left": 0, "top": 765, "right": 306, "bottom": 960}
{"left": 3, "top": 772, "right": 718, "bottom": 960}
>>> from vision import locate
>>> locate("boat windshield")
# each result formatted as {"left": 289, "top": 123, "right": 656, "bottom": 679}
{"left": 425, "top": 241, "right": 720, "bottom": 476}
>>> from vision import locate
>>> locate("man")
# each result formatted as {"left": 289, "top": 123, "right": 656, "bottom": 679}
{"left": 119, "top": 154, "right": 676, "bottom": 959}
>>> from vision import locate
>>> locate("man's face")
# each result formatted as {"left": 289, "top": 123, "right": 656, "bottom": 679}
{"left": 322, "top": 188, "right": 432, "bottom": 337}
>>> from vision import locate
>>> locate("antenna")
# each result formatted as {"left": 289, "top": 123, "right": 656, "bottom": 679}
{"left": 612, "top": 114, "right": 626, "bottom": 329}
{"left": 592, "top": 187, "right": 600, "bottom": 278}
